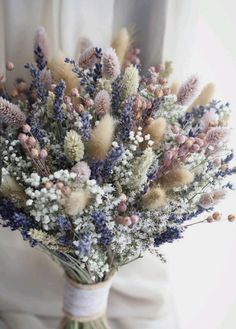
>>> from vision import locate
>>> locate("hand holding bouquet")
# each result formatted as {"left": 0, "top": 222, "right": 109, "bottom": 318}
{"left": 0, "top": 27, "right": 235, "bottom": 328}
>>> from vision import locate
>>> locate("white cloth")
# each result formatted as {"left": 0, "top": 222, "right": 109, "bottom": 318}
{"left": 0, "top": 0, "right": 198, "bottom": 328}
{"left": 0, "top": 230, "right": 178, "bottom": 329}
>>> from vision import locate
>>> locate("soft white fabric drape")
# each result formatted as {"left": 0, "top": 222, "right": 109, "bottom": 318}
{"left": 0, "top": 1, "right": 198, "bottom": 328}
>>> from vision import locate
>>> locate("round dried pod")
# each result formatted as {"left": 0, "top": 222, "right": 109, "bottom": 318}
{"left": 212, "top": 212, "right": 221, "bottom": 221}
{"left": 206, "top": 215, "right": 214, "bottom": 223}
{"left": 228, "top": 214, "right": 235, "bottom": 222}
{"left": 6, "top": 61, "right": 15, "bottom": 71}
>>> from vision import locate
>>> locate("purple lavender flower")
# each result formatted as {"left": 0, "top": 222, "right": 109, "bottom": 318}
{"left": 58, "top": 234, "right": 72, "bottom": 247}
{"left": 119, "top": 97, "right": 135, "bottom": 142}
{"left": 53, "top": 80, "right": 66, "bottom": 122}
{"left": 91, "top": 212, "right": 112, "bottom": 246}
{"left": 77, "top": 233, "right": 92, "bottom": 255}
{"left": 111, "top": 75, "right": 123, "bottom": 116}
{"left": 102, "top": 144, "right": 124, "bottom": 178}
{"left": 90, "top": 160, "right": 104, "bottom": 184}
{"left": 90, "top": 144, "right": 124, "bottom": 182}
{"left": 79, "top": 111, "right": 91, "bottom": 141}
{"left": 154, "top": 226, "right": 183, "bottom": 247}
{"left": 0, "top": 198, "right": 38, "bottom": 245}
{"left": 27, "top": 115, "right": 47, "bottom": 146}
{"left": 57, "top": 216, "right": 72, "bottom": 231}
{"left": 24, "top": 63, "right": 48, "bottom": 102}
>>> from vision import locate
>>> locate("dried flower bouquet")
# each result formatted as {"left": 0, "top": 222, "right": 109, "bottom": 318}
{"left": 0, "top": 27, "right": 235, "bottom": 328}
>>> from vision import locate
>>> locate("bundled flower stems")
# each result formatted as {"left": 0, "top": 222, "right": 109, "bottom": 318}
{"left": 0, "top": 26, "right": 235, "bottom": 328}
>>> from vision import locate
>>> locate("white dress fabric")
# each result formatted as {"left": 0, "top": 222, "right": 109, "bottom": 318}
{"left": 0, "top": 0, "right": 198, "bottom": 328}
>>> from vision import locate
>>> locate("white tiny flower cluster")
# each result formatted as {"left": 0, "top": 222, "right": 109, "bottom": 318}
{"left": 49, "top": 169, "right": 77, "bottom": 182}
{"left": 2, "top": 140, "right": 32, "bottom": 180}
{"left": 25, "top": 184, "right": 62, "bottom": 230}
{"left": 113, "top": 128, "right": 148, "bottom": 188}
{"left": 158, "top": 95, "right": 184, "bottom": 123}
{"left": 22, "top": 170, "right": 77, "bottom": 230}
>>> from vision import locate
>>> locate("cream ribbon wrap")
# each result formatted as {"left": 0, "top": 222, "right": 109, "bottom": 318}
{"left": 63, "top": 277, "right": 113, "bottom": 322}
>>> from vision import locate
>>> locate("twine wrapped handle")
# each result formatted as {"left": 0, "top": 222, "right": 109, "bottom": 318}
{"left": 63, "top": 276, "right": 113, "bottom": 323}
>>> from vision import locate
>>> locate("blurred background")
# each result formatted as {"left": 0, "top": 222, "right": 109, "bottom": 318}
{"left": 164, "top": 1, "right": 236, "bottom": 328}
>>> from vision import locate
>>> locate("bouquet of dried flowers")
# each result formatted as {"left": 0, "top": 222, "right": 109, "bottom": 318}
{"left": 0, "top": 27, "right": 235, "bottom": 329}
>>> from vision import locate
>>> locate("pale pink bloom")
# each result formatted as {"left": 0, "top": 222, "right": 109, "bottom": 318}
{"left": 117, "top": 201, "right": 127, "bottom": 213}
{"left": 177, "top": 75, "right": 199, "bottom": 105}
{"left": 102, "top": 48, "right": 120, "bottom": 80}
{"left": 6, "top": 62, "right": 14, "bottom": 71}
{"left": 205, "top": 127, "right": 229, "bottom": 146}
{"left": 198, "top": 189, "right": 226, "bottom": 209}
{"left": 94, "top": 90, "right": 110, "bottom": 115}
{"left": 79, "top": 46, "right": 98, "bottom": 69}
{"left": 0, "top": 97, "right": 26, "bottom": 128}
{"left": 200, "top": 109, "right": 218, "bottom": 132}
{"left": 71, "top": 161, "right": 91, "bottom": 184}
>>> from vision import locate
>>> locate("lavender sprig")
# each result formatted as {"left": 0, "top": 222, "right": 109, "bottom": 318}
{"left": 24, "top": 63, "right": 48, "bottom": 102}
{"left": 53, "top": 80, "right": 66, "bottom": 122}
{"left": 119, "top": 97, "right": 135, "bottom": 142}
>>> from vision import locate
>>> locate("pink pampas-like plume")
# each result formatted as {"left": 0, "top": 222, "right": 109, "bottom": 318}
{"left": 102, "top": 48, "right": 121, "bottom": 80}
{"left": 177, "top": 75, "right": 199, "bottom": 105}
{"left": 79, "top": 46, "right": 98, "bottom": 69}
{"left": 0, "top": 97, "right": 26, "bottom": 128}
{"left": 205, "top": 127, "right": 229, "bottom": 146}
{"left": 94, "top": 90, "right": 110, "bottom": 116}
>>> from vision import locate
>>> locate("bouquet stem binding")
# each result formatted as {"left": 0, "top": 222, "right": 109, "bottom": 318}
{"left": 60, "top": 275, "right": 113, "bottom": 329}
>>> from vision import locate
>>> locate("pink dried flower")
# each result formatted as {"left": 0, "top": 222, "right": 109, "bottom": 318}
{"left": 212, "top": 189, "right": 227, "bottom": 202}
{"left": 102, "top": 48, "right": 120, "bottom": 80}
{"left": 40, "top": 149, "right": 48, "bottom": 159}
{"left": 85, "top": 98, "right": 94, "bottom": 108}
{"left": 205, "top": 127, "right": 229, "bottom": 146}
{"left": 18, "top": 133, "right": 28, "bottom": 144}
{"left": 117, "top": 201, "right": 127, "bottom": 213}
{"left": 0, "top": 97, "right": 26, "bottom": 128}
{"left": 178, "top": 144, "right": 189, "bottom": 157}
{"left": 177, "top": 75, "right": 199, "bottom": 105}
{"left": 130, "top": 214, "right": 139, "bottom": 224}
{"left": 71, "top": 161, "right": 91, "bottom": 184}
{"left": 199, "top": 109, "right": 218, "bottom": 132}
{"left": 22, "top": 124, "right": 31, "bottom": 133}
{"left": 31, "top": 148, "right": 39, "bottom": 159}
{"left": 198, "top": 189, "right": 226, "bottom": 209}
{"left": 79, "top": 46, "right": 98, "bottom": 69}
{"left": 27, "top": 136, "right": 37, "bottom": 147}
{"left": 190, "top": 144, "right": 200, "bottom": 152}
{"left": 6, "top": 61, "right": 14, "bottom": 71}
{"left": 176, "top": 135, "right": 187, "bottom": 145}
{"left": 94, "top": 90, "right": 110, "bottom": 116}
